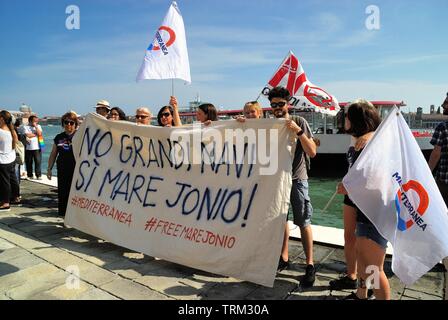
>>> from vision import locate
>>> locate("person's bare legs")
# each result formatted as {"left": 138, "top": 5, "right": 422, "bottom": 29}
{"left": 343, "top": 205, "right": 357, "bottom": 279}
{"left": 281, "top": 222, "right": 289, "bottom": 261}
{"left": 356, "top": 237, "right": 390, "bottom": 300}
{"left": 300, "top": 225, "right": 313, "bottom": 265}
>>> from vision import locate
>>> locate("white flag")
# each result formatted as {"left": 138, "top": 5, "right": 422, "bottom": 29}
{"left": 261, "top": 51, "right": 340, "bottom": 116}
{"left": 343, "top": 106, "right": 448, "bottom": 285}
{"left": 136, "top": 1, "right": 191, "bottom": 83}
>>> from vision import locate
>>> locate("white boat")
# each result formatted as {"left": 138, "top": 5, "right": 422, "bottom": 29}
{"left": 178, "top": 100, "right": 435, "bottom": 176}
{"left": 303, "top": 101, "right": 434, "bottom": 176}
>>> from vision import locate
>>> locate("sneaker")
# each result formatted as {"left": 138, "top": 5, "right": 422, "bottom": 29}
{"left": 342, "top": 290, "right": 375, "bottom": 300}
{"left": 10, "top": 197, "right": 21, "bottom": 205}
{"left": 301, "top": 264, "right": 316, "bottom": 287}
{"left": 0, "top": 206, "right": 11, "bottom": 212}
{"left": 329, "top": 274, "right": 358, "bottom": 290}
{"left": 277, "top": 257, "right": 289, "bottom": 271}
{"left": 342, "top": 292, "right": 364, "bottom": 300}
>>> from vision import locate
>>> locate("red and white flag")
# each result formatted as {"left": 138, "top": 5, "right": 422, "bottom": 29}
{"left": 261, "top": 51, "right": 339, "bottom": 115}
{"left": 136, "top": 1, "right": 191, "bottom": 83}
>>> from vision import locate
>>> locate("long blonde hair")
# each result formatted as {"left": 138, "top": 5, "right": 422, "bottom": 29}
{"left": 0, "top": 110, "right": 18, "bottom": 149}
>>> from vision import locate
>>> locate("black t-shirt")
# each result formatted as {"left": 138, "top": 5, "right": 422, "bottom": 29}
{"left": 345, "top": 145, "right": 371, "bottom": 224}
{"left": 54, "top": 132, "right": 76, "bottom": 170}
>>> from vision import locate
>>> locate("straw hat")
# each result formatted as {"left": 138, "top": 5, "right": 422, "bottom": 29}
{"left": 95, "top": 100, "right": 111, "bottom": 110}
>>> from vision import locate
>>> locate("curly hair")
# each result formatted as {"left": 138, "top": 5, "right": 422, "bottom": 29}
{"left": 268, "top": 86, "right": 291, "bottom": 102}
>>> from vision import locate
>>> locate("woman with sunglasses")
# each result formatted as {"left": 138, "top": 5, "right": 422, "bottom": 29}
{"left": 108, "top": 107, "right": 127, "bottom": 121}
{"left": 47, "top": 111, "right": 79, "bottom": 216}
{"left": 0, "top": 110, "right": 20, "bottom": 212}
{"left": 157, "top": 96, "right": 182, "bottom": 127}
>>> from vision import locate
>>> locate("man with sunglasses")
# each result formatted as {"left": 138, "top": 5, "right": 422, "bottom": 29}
{"left": 269, "top": 86, "right": 317, "bottom": 287}
{"left": 135, "top": 107, "right": 152, "bottom": 125}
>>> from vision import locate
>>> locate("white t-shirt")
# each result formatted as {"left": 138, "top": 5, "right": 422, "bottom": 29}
{"left": 0, "top": 128, "right": 16, "bottom": 164}
{"left": 23, "top": 124, "right": 42, "bottom": 151}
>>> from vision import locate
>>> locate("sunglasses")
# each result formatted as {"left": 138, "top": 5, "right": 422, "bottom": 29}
{"left": 161, "top": 112, "right": 171, "bottom": 118}
{"left": 270, "top": 101, "right": 287, "bottom": 108}
{"left": 64, "top": 120, "right": 75, "bottom": 126}
{"left": 135, "top": 115, "right": 149, "bottom": 119}
{"left": 110, "top": 112, "right": 119, "bottom": 117}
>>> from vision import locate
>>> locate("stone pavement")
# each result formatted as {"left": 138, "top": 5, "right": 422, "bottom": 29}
{"left": 0, "top": 181, "right": 445, "bottom": 300}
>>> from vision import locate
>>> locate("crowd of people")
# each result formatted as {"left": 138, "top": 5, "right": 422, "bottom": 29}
{"left": 1, "top": 87, "right": 447, "bottom": 300}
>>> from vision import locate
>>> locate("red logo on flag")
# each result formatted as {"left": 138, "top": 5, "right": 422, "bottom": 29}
{"left": 148, "top": 26, "right": 176, "bottom": 51}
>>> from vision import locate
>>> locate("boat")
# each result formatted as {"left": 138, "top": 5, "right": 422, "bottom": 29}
{"left": 178, "top": 100, "right": 435, "bottom": 177}
{"left": 304, "top": 101, "right": 434, "bottom": 177}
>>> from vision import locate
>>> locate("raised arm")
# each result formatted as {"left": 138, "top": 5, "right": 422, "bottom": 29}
{"left": 285, "top": 119, "right": 317, "bottom": 158}
{"left": 170, "top": 96, "right": 182, "bottom": 127}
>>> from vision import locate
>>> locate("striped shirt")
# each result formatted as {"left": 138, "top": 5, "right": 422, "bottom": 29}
{"left": 430, "top": 121, "right": 448, "bottom": 184}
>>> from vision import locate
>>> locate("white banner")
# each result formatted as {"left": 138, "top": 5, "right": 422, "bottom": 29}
{"left": 261, "top": 51, "right": 340, "bottom": 116}
{"left": 343, "top": 107, "right": 448, "bottom": 285}
{"left": 65, "top": 114, "right": 293, "bottom": 287}
{"left": 136, "top": 1, "right": 191, "bottom": 83}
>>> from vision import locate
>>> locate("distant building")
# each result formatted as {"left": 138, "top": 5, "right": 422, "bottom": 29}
{"left": 403, "top": 109, "right": 447, "bottom": 130}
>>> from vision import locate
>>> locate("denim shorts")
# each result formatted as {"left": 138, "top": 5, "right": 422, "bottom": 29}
{"left": 356, "top": 222, "right": 388, "bottom": 249}
{"left": 290, "top": 179, "right": 313, "bottom": 228}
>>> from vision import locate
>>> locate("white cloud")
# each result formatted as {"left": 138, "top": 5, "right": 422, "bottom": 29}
{"left": 332, "top": 30, "right": 378, "bottom": 48}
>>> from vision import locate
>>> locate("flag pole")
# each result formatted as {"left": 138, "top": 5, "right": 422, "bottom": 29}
{"left": 322, "top": 190, "right": 338, "bottom": 213}
{"left": 171, "top": 79, "right": 174, "bottom": 97}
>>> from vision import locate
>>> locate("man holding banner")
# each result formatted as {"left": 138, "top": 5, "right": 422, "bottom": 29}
{"left": 268, "top": 86, "right": 317, "bottom": 287}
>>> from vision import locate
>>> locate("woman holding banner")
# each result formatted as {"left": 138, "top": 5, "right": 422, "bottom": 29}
{"left": 157, "top": 96, "right": 182, "bottom": 127}
{"left": 108, "top": 107, "right": 127, "bottom": 121}
{"left": 47, "top": 111, "right": 79, "bottom": 216}
{"left": 196, "top": 103, "right": 218, "bottom": 125}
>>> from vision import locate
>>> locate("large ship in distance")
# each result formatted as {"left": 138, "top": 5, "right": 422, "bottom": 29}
{"left": 178, "top": 100, "right": 435, "bottom": 177}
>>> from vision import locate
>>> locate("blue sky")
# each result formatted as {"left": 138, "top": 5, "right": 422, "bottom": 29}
{"left": 0, "top": 0, "right": 447, "bottom": 116}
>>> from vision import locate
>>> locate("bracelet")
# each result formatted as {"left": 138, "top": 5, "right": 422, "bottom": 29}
{"left": 297, "top": 130, "right": 304, "bottom": 137}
